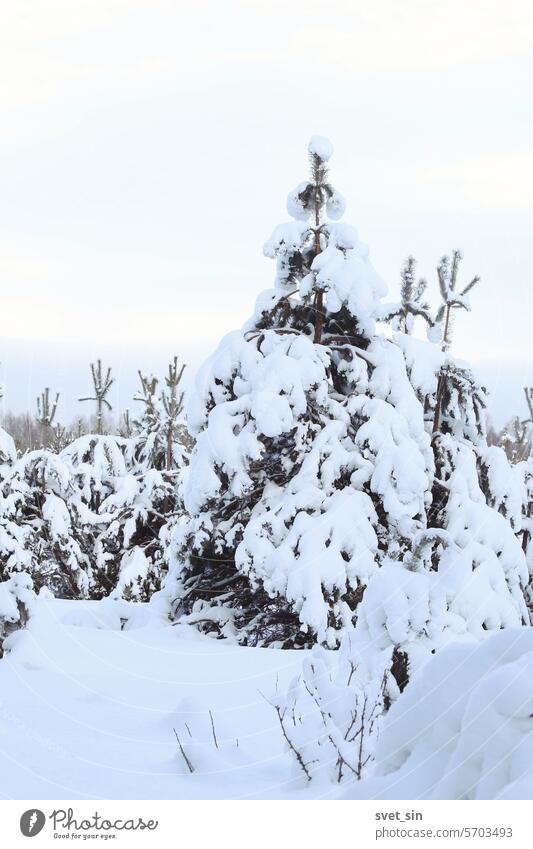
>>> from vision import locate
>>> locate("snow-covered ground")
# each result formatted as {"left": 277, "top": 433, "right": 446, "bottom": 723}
{"left": 0, "top": 597, "right": 308, "bottom": 800}
{"left": 2, "top": 596, "right": 533, "bottom": 800}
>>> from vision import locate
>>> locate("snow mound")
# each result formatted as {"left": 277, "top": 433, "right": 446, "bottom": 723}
{"left": 308, "top": 135, "right": 334, "bottom": 161}
{"left": 374, "top": 627, "right": 533, "bottom": 799}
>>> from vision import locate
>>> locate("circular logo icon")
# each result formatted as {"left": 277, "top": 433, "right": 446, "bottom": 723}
{"left": 20, "top": 809, "right": 46, "bottom": 837}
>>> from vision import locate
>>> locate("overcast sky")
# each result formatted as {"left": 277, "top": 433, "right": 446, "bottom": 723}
{"left": 1, "top": 0, "right": 532, "bottom": 427}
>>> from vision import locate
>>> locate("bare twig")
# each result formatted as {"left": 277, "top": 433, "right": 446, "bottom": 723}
{"left": 260, "top": 690, "right": 312, "bottom": 781}
{"left": 209, "top": 710, "right": 219, "bottom": 749}
{"left": 173, "top": 727, "right": 195, "bottom": 774}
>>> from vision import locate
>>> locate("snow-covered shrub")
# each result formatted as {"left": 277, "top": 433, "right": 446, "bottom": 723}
{"left": 273, "top": 558, "right": 453, "bottom": 784}
{"left": 61, "top": 434, "right": 180, "bottom": 601}
{"left": 373, "top": 627, "right": 533, "bottom": 799}
{"left": 272, "top": 632, "right": 393, "bottom": 783}
{"left": 1, "top": 448, "right": 90, "bottom": 598}
{"left": 1, "top": 353, "right": 190, "bottom": 606}
{"left": 278, "top": 551, "right": 529, "bottom": 786}
{"left": 0, "top": 427, "right": 16, "bottom": 466}
{"left": 0, "top": 571, "right": 34, "bottom": 657}
{"left": 0, "top": 429, "right": 29, "bottom": 580}
{"left": 0, "top": 428, "right": 187, "bottom": 604}
{"left": 517, "top": 458, "right": 533, "bottom": 615}
{"left": 0, "top": 427, "right": 36, "bottom": 653}
{"left": 95, "top": 467, "right": 175, "bottom": 602}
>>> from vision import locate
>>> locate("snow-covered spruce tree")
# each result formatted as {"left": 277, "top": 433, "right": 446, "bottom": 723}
{"left": 168, "top": 136, "right": 440, "bottom": 647}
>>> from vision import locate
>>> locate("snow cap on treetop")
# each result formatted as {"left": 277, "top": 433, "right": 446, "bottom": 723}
{"left": 286, "top": 136, "right": 346, "bottom": 222}
{"left": 308, "top": 135, "right": 334, "bottom": 161}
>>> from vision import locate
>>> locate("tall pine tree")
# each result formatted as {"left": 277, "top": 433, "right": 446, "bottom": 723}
{"left": 165, "top": 137, "right": 528, "bottom": 660}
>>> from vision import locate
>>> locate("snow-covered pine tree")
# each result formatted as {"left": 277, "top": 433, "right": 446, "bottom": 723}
{"left": 133, "top": 372, "right": 161, "bottom": 467}
{"left": 60, "top": 379, "right": 188, "bottom": 603}
{"left": 92, "top": 463, "right": 172, "bottom": 602}
{"left": 133, "top": 357, "right": 189, "bottom": 472}
{"left": 163, "top": 137, "right": 530, "bottom": 787}
{"left": 0, "top": 427, "right": 34, "bottom": 653}
{"left": 50, "top": 422, "right": 70, "bottom": 453}
{"left": 105, "top": 359, "right": 191, "bottom": 601}
{"left": 3, "top": 448, "right": 90, "bottom": 598}
{"left": 56, "top": 433, "right": 166, "bottom": 601}
{"left": 168, "top": 136, "right": 438, "bottom": 647}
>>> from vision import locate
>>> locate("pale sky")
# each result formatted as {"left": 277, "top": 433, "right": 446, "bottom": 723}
{"left": 1, "top": 0, "right": 532, "bottom": 426}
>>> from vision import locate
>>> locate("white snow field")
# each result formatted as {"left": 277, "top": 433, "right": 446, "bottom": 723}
{"left": 1, "top": 595, "right": 532, "bottom": 800}
{"left": 0, "top": 596, "right": 307, "bottom": 800}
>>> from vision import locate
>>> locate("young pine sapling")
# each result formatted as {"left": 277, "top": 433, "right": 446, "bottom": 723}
{"left": 78, "top": 360, "right": 114, "bottom": 435}
{"left": 161, "top": 357, "right": 185, "bottom": 471}
{"left": 36, "top": 388, "right": 60, "bottom": 448}
{"left": 380, "top": 256, "right": 433, "bottom": 334}
{"left": 432, "top": 251, "right": 480, "bottom": 434}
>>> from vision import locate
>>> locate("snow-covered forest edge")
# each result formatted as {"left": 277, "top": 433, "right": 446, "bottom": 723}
{"left": 1, "top": 137, "right": 532, "bottom": 800}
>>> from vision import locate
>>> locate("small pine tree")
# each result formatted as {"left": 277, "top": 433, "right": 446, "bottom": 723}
{"left": 431, "top": 251, "right": 480, "bottom": 435}
{"left": 380, "top": 256, "right": 433, "bottom": 334}
{"left": 79, "top": 360, "right": 114, "bottom": 435}
{"left": 523, "top": 386, "right": 533, "bottom": 438}
{"left": 36, "top": 388, "right": 59, "bottom": 448}
{"left": 133, "top": 359, "right": 188, "bottom": 471}
{"left": 162, "top": 357, "right": 186, "bottom": 471}
{"left": 119, "top": 409, "right": 133, "bottom": 438}
{"left": 50, "top": 422, "right": 70, "bottom": 453}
